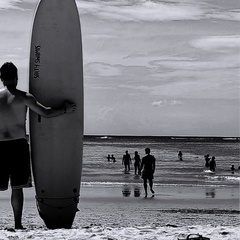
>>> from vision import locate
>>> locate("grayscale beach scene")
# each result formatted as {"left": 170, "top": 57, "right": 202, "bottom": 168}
{"left": 0, "top": 0, "right": 239, "bottom": 239}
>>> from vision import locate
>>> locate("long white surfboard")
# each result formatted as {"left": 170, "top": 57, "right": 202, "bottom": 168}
{"left": 29, "top": 0, "right": 83, "bottom": 229}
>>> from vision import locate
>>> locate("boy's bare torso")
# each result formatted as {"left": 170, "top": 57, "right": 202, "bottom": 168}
{"left": 0, "top": 88, "right": 27, "bottom": 141}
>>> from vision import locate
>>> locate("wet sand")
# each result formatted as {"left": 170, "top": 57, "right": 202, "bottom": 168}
{"left": 0, "top": 185, "right": 239, "bottom": 239}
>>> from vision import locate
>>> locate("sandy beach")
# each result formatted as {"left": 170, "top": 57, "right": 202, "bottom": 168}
{"left": 0, "top": 184, "right": 239, "bottom": 239}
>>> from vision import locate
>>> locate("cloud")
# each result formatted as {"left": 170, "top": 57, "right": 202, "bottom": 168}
{"left": 170, "top": 100, "right": 183, "bottom": 105}
{"left": 97, "top": 106, "right": 115, "bottom": 121}
{"left": 84, "top": 62, "right": 121, "bottom": 77}
{"left": 152, "top": 99, "right": 183, "bottom": 107}
{"left": 77, "top": 0, "right": 203, "bottom": 22}
{"left": 191, "top": 35, "right": 240, "bottom": 51}
{"left": 77, "top": 0, "right": 240, "bottom": 22}
{"left": 207, "top": 10, "right": 240, "bottom": 21}
{"left": 149, "top": 35, "right": 240, "bottom": 71}
{"left": 151, "top": 54, "right": 239, "bottom": 71}
{"left": 0, "top": 0, "right": 23, "bottom": 10}
{"left": 152, "top": 100, "right": 167, "bottom": 107}
{"left": 0, "top": 0, "right": 37, "bottom": 11}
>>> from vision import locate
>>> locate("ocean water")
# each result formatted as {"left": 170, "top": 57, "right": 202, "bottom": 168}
{"left": 1, "top": 136, "right": 239, "bottom": 239}
{"left": 82, "top": 136, "right": 240, "bottom": 187}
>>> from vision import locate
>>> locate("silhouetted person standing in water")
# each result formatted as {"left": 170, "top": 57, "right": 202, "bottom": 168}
{"left": 0, "top": 62, "right": 76, "bottom": 229}
{"left": 122, "top": 150, "right": 132, "bottom": 172}
{"left": 134, "top": 151, "right": 141, "bottom": 175}
{"left": 178, "top": 151, "right": 183, "bottom": 161}
{"left": 209, "top": 156, "right": 216, "bottom": 172}
{"left": 230, "top": 165, "right": 235, "bottom": 174}
{"left": 204, "top": 154, "right": 210, "bottom": 167}
{"left": 111, "top": 154, "right": 116, "bottom": 162}
{"left": 140, "top": 148, "right": 156, "bottom": 197}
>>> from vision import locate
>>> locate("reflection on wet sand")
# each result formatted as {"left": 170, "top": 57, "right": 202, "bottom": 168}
{"left": 122, "top": 185, "right": 131, "bottom": 197}
{"left": 205, "top": 188, "right": 216, "bottom": 198}
{"left": 133, "top": 186, "right": 141, "bottom": 197}
{"left": 122, "top": 185, "right": 141, "bottom": 197}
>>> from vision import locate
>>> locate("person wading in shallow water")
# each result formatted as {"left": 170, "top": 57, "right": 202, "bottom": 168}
{"left": 209, "top": 156, "right": 216, "bottom": 172}
{"left": 122, "top": 150, "right": 132, "bottom": 172}
{"left": 0, "top": 62, "right": 76, "bottom": 229}
{"left": 134, "top": 151, "right": 141, "bottom": 175}
{"left": 140, "top": 148, "right": 156, "bottom": 197}
{"left": 178, "top": 151, "right": 183, "bottom": 161}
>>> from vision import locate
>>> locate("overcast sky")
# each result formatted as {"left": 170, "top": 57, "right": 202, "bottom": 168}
{"left": 0, "top": 0, "right": 239, "bottom": 137}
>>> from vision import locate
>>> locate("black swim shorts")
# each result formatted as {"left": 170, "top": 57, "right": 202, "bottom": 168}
{"left": 0, "top": 138, "right": 32, "bottom": 191}
{"left": 141, "top": 169, "right": 154, "bottom": 180}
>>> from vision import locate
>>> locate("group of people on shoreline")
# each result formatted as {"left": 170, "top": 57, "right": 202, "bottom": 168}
{"left": 107, "top": 149, "right": 156, "bottom": 197}
{"left": 107, "top": 154, "right": 116, "bottom": 162}
{"left": 107, "top": 148, "right": 233, "bottom": 196}
{"left": 178, "top": 151, "right": 217, "bottom": 172}
{"left": 204, "top": 154, "right": 216, "bottom": 172}
{"left": 122, "top": 150, "right": 142, "bottom": 175}
{"left": 178, "top": 151, "right": 218, "bottom": 172}
{"left": 180, "top": 151, "right": 239, "bottom": 173}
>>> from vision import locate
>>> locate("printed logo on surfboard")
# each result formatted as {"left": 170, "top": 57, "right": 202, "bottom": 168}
{"left": 34, "top": 45, "right": 41, "bottom": 79}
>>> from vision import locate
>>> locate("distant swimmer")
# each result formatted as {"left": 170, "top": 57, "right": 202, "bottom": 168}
{"left": 178, "top": 151, "right": 183, "bottom": 161}
{"left": 209, "top": 156, "right": 216, "bottom": 172}
{"left": 107, "top": 154, "right": 111, "bottom": 162}
{"left": 122, "top": 150, "right": 132, "bottom": 172}
{"left": 111, "top": 154, "right": 116, "bottom": 162}
{"left": 204, "top": 154, "right": 210, "bottom": 167}
{"left": 134, "top": 151, "right": 141, "bottom": 175}
{"left": 230, "top": 165, "right": 236, "bottom": 173}
{"left": 140, "top": 148, "right": 156, "bottom": 197}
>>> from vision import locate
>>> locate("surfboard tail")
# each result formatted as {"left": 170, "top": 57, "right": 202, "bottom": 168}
{"left": 36, "top": 195, "right": 79, "bottom": 229}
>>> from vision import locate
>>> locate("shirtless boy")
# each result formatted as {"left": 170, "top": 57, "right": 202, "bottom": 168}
{"left": 0, "top": 62, "right": 76, "bottom": 229}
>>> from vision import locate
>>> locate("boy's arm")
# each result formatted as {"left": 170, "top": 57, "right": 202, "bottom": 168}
{"left": 24, "top": 92, "right": 76, "bottom": 117}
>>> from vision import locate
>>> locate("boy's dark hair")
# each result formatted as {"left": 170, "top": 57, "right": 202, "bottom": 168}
{"left": 145, "top": 148, "right": 150, "bottom": 154}
{"left": 0, "top": 62, "right": 18, "bottom": 82}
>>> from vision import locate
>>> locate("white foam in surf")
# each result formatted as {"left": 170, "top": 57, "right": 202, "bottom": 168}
{"left": 81, "top": 181, "right": 230, "bottom": 188}
{"left": 205, "top": 175, "right": 240, "bottom": 183}
{"left": 0, "top": 225, "right": 239, "bottom": 240}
